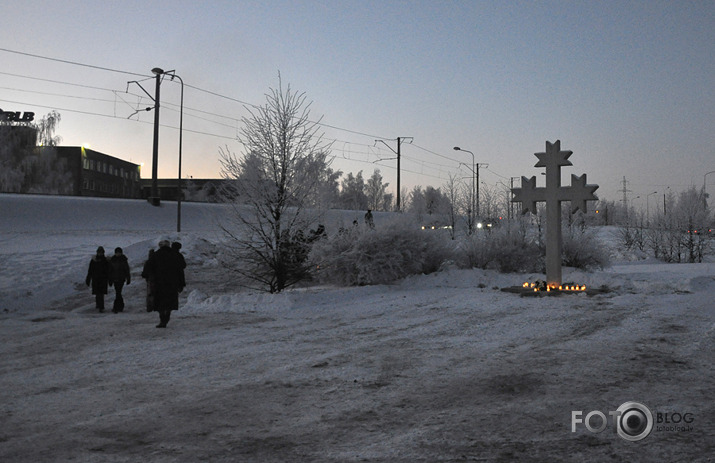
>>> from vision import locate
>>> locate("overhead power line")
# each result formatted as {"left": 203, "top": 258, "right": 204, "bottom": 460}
{"left": 0, "top": 47, "right": 148, "bottom": 77}
{"left": 0, "top": 71, "right": 125, "bottom": 92}
{"left": 1, "top": 47, "right": 473, "bottom": 183}
{"left": 0, "top": 98, "right": 235, "bottom": 140}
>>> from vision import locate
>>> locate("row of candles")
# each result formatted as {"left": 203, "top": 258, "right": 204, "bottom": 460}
{"left": 522, "top": 282, "right": 587, "bottom": 292}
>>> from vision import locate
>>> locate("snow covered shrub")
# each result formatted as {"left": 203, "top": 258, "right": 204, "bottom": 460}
{"left": 457, "top": 227, "right": 542, "bottom": 273}
{"left": 309, "top": 219, "right": 453, "bottom": 286}
{"left": 561, "top": 226, "right": 610, "bottom": 270}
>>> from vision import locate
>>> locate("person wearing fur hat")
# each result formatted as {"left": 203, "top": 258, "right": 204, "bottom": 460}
{"left": 85, "top": 246, "right": 110, "bottom": 312}
{"left": 109, "top": 247, "right": 131, "bottom": 313}
{"left": 143, "top": 239, "right": 185, "bottom": 328}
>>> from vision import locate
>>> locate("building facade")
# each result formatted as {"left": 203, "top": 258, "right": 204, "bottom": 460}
{"left": 1, "top": 123, "right": 142, "bottom": 198}
{"left": 140, "top": 178, "right": 226, "bottom": 202}
{"left": 41, "top": 147, "right": 143, "bottom": 199}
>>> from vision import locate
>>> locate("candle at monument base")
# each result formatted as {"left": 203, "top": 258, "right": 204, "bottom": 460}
{"left": 522, "top": 281, "right": 587, "bottom": 292}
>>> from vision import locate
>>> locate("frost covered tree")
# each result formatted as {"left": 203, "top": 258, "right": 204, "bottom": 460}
{"left": 442, "top": 174, "right": 460, "bottom": 238}
{"left": 365, "top": 169, "right": 389, "bottom": 211}
{"left": 0, "top": 110, "right": 70, "bottom": 193}
{"left": 36, "top": 111, "right": 62, "bottom": 147}
{"left": 338, "top": 171, "right": 368, "bottom": 210}
{"left": 407, "top": 185, "right": 426, "bottom": 217}
{"left": 219, "top": 77, "right": 333, "bottom": 293}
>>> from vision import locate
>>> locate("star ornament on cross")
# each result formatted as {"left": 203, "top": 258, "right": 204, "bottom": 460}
{"left": 515, "top": 173, "right": 599, "bottom": 214}
{"left": 512, "top": 140, "right": 598, "bottom": 214}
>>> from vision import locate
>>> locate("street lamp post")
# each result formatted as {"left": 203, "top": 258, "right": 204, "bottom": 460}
{"left": 454, "top": 147, "right": 475, "bottom": 233}
{"left": 162, "top": 71, "right": 184, "bottom": 233}
{"left": 175, "top": 74, "right": 183, "bottom": 233}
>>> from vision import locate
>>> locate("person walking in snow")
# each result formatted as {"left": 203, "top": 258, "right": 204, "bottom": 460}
{"left": 85, "top": 246, "right": 110, "bottom": 312}
{"left": 171, "top": 241, "right": 187, "bottom": 296}
{"left": 364, "top": 209, "right": 374, "bottom": 229}
{"left": 143, "top": 240, "right": 185, "bottom": 328}
{"left": 141, "top": 249, "right": 156, "bottom": 313}
{"left": 109, "top": 247, "right": 131, "bottom": 313}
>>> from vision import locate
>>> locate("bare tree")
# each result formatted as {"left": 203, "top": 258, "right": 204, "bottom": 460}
{"left": 219, "top": 76, "right": 332, "bottom": 293}
{"left": 443, "top": 174, "right": 460, "bottom": 239}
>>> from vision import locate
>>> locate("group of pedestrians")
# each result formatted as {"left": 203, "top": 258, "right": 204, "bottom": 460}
{"left": 85, "top": 247, "right": 130, "bottom": 313}
{"left": 85, "top": 240, "right": 186, "bottom": 328}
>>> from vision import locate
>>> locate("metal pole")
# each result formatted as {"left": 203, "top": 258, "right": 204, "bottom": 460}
{"left": 396, "top": 137, "right": 401, "bottom": 212}
{"left": 173, "top": 73, "right": 184, "bottom": 233}
{"left": 149, "top": 68, "right": 163, "bottom": 206}
{"left": 475, "top": 162, "right": 479, "bottom": 218}
{"left": 453, "top": 147, "right": 475, "bottom": 233}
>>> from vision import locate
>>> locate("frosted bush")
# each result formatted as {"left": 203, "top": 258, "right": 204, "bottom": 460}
{"left": 562, "top": 226, "right": 610, "bottom": 270}
{"left": 457, "top": 228, "right": 542, "bottom": 273}
{"left": 310, "top": 219, "right": 453, "bottom": 286}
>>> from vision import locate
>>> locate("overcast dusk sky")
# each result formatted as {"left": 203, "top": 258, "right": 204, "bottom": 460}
{"left": 1, "top": 0, "right": 713, "bottom": 203}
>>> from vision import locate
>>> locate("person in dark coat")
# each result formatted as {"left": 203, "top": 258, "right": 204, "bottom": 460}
{"left": 85, "top": 246, "right": 110, "bottom": 312}
{"left": 109, "top": 247, "right": 131, "bottom": 313}
{"left": 171, "top": 241, "right": 187, "bottom": 295}
{"left": 364, "top": 209, "right": 374, "bottom": 229}
{"left": 144, "top": 240, "right": 185, "bottom": 328}
{"left": 141, "top": 249, "right": 156, "bottom": 313}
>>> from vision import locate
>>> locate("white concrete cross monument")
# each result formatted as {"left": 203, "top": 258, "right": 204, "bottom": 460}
{"left": 511, "top": 140, "right": 599, "bottom": 287}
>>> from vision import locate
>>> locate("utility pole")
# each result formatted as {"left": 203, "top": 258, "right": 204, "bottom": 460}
{"left": 397, "top": 137, "right": 401, "bottom": 212}
{"left": 375, "top": 137, "right": 412, "bottom": 211}
{"left": 149, "top": 67, "right": 164, "bottom": 206}
{"left": 618, "top": 176, "right": 632, "bottom": 220}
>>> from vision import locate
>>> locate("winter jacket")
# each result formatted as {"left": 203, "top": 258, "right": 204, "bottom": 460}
{"left": 143, "top": 247, "right": 184, "bottom": 311}
{"left": 175, "top": 250, "right": 186, "bottom": 289}
{"left": 109, "top": 254, "right": 131, "bottom": 284}
{"left": 86, "top": 256, "right": 110, "bottom": 295}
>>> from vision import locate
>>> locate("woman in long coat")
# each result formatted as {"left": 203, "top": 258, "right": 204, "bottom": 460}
{"left": 86, "top": 246, "right": 110, "bottom": 312}
{"left": 144, "top": 240, "right": 184, "bottom": 328}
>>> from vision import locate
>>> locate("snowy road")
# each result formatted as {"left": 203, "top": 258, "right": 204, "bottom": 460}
{"left": 2, "top": 265, "right": 713, "bottom": 462}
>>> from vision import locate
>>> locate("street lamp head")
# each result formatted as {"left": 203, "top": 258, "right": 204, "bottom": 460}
{"left": 453, "top": 146, "right": 461, "bottom": 151}
{"left": 151, "top": 67, "right": 164, "bottom": 75}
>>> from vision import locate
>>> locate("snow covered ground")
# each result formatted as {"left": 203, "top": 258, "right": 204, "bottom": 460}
{"left": 1, "top": 194, "right": 713, "bottom": 462}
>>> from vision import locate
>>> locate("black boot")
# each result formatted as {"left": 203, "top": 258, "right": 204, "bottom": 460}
{"left": 156, "top": 310, "right": 170, "bottom": 328}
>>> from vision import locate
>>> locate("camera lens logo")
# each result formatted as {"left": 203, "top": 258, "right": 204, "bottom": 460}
{"left": 616, "top": 401, "right": 653, "bottom": 442}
